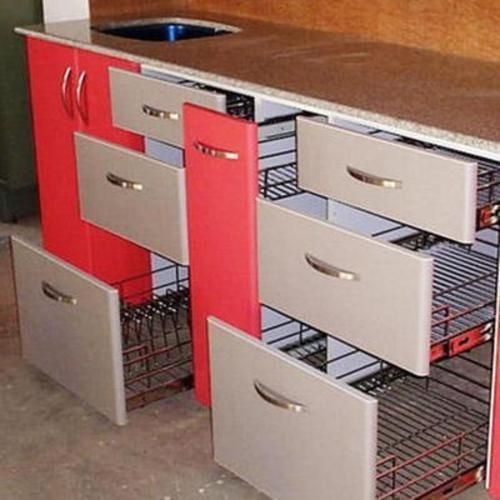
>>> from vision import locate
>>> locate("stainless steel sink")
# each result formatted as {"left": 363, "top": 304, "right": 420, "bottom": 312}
{"left": 93, "top": 19, "right": 238, "bottom": 42}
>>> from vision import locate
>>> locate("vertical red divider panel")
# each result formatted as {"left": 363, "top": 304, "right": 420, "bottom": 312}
{"left": 184, "top": 104, "right": 261, "bottom": 406}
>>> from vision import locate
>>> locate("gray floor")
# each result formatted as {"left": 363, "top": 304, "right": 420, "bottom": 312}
{"left": 0, "top": 216, "right": 491, "bottom": 499}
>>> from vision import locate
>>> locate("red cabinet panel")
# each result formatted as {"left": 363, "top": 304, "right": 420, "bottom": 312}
{"left": 76, "top": 50, "right": 151, "bottom": 295}
{"left": 184, "top": 104, "right": 261, "bottom": 406}
{"left": 490, "top": 339, "right": 500, "bottom": 498}
{"left": 27, "top": 38, "right": 91, "bottom": 271}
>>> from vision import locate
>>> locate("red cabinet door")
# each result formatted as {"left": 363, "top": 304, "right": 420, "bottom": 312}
{"left": 184, "top": 104, "right": 261, "bottom": 406}
{"left": 27, "top": 38, "right": 92, "bottom": 271}
{"left": 76, "top": 50, "right": 151, "bottom": 296}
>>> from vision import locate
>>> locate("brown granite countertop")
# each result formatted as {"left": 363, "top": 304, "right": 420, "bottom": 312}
{"left": 15, "top": 6, "right": 500, "bottom": 156}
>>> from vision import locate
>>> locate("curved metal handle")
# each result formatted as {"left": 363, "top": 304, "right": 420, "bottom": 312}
{"left": 61, "top": 67, "right": 73, "bottom": 117}
{"left": 253, "top": 380, "right": 306, "bottom": 413}
{"left": 106, "top": 172, "right": 143, "bottom": 191}
{"left": 142, "top": 104, "right": 179, "bottom": 121}
{"left": 194, "top": 141, "right": 239, "bottom": 161}
{"left": 347, "top": 165, "right": 402, "bottom": 189}
{"left": 42, "top": 281, "right": 77, "bottom": 305}
{"left": 305, "top": 253, "right": 359, "bottom": 281}
{"left": 76, "top": 71, "right": 88, "bottom": 122}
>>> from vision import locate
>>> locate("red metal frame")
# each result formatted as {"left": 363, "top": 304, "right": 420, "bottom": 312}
{"left": 184, "top": 104, "right": 261, "bottom": 406}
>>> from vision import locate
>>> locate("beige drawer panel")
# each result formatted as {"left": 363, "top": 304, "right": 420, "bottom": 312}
{"left": 209, "top": 317, "right": 377, "bottom": 500}
{"left": 11, "top": 237, "right": 127, "bottom": 425}
{"left": 75, "top": 133, "right": 189, "bottom": 265}
{"left": 110, "top": 68, "right": 226, "bottom": 147}
{"left": 258, "top": 199, "right": 434, "bottom": 375}
{"left": 297, "top": 117, "right": 477, "bottom": 243}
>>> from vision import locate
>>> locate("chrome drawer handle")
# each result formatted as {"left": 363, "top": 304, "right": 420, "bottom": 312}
{"left": 254, "top": 380, "right": 306, "bottom": 413}
{"left": 42, "top": 281, "right": 77, "bottom": 305}
{"left": 106, "top": 172, "right": 143, "bottom": 191}
{"left": 305, "top": 253, "right": 359, "bottom": 281}
{"left": 61, "top": 66, "right": 73, "bottom": 118}
{"left": 347, "top": 165, "right": 402, "bottom": 189}
{"left": 142, "top": 104, "right": 179, "bottom": 121}
{"left": 76, "top": 71, "right": 88, "bottom": 122}
{"left": 193, "top": 141, "right": 239, "bottom": 161}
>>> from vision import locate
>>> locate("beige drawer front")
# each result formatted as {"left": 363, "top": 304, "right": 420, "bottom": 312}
{"left": 209, "top": 317, "right": 377, "bottom": 500}
{"left": 258, "top": 199, "right": 433, "bottom": 376}
{"left": 297, "top": 117, "right": 478, "bottom": 243}
{"left": 11, "top": 237, "right": 127, "bottom": 425}
{"left": 110, "top": 68, "right": 226, "bottom": 147}
{"left": 75, "top": 133, "right": 189, "bottom": 265}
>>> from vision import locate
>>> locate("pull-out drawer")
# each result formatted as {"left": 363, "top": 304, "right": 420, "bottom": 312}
{"left": 110, "top": 68, "right": 226, "bottom": 147}
{"left": 75, "top": 133, "right": 189, "bottom": 265}
{"left": 209, "top": 317, "right": 378, "bottom": 500}
{"left": 297, "top": 117, "right": 478, "bottom": 243}
{"left": 12, "top": 238, "right": 192, "bottom": 425}
{"left": 258, "top": 199, "right": 497, "bottom": 375}
{"left": 210, "top": 316, "right": 490, "bottom": 500}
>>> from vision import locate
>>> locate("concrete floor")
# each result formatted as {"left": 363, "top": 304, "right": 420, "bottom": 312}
{"left": 0, "top": 216, "right": 492, "bottom": 499}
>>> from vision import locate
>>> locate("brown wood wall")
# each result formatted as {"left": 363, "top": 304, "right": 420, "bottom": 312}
{"left": 90, "top": 0, "right": 500, "bottom": 62}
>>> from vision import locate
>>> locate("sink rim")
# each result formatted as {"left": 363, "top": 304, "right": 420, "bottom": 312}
{"left": 92, "top": 17, "right": 241, "bottom": 37}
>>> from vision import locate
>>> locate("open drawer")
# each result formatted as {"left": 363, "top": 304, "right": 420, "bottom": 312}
{"left": 12, "top": 237, "right": 192, "bottom": 425}
{"left": 297, "top": 117, "right": 479, "bottom": 244}
{"left": 110, "top": 69, "right": 253, "bottom": 147}
{"left": 209, "top": 315, "right": 490, "bottom": 500}
{"left": 75, "top": 133, "right": 189, "bottom": 265}
{"left": 258, "top": 199, "right": 497, "bottom": 376}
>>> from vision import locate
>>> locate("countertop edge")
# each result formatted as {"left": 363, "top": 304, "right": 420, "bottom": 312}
{"left": 15, "top": 26, "right": 500, "bottom": 159}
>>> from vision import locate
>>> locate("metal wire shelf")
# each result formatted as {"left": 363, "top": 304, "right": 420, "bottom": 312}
{"left": 258, "top": 114, "right": 303, "bottom": 201}
{"left": 428, "top": 244, "right": 496, "bottom": 361}
{"left": 262, "top": 315, "right": 490, "bottom": 499}
{"left": 259, "top": 162, "right": 302, "bottom": 201}
{"left": 114, "top": 263, "right": 192, "bottom": 411}
{"left": 375, "top": 228, "right": 498, "bottom": 362}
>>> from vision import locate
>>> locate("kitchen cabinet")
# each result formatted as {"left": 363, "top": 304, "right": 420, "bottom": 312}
{"left": 26, "top": 37, "right": 151, "bottom": 290}
{"left": 16, "top": 25, "right": 500, "bottom": 497}
{"left": 184, "top": 105, "right": 500, "bottom": 498}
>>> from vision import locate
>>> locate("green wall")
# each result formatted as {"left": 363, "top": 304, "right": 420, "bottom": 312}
{"left": 0, "top": 1, "right": 42, "bottom": 220}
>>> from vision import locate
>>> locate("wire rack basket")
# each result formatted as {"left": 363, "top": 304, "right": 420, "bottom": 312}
{"left": 114, "top": 262, "right": 192, "bottom": 410}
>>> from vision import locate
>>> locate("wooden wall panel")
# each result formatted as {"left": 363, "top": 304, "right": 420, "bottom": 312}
{"left": 89, "top": 0, "right": 188, "bottom": 21}
{"left": 90, "top": 0, "right": 500, "bottom": 62}
{"left": 185, "top": 0, "right": 500, "bottom": 62}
